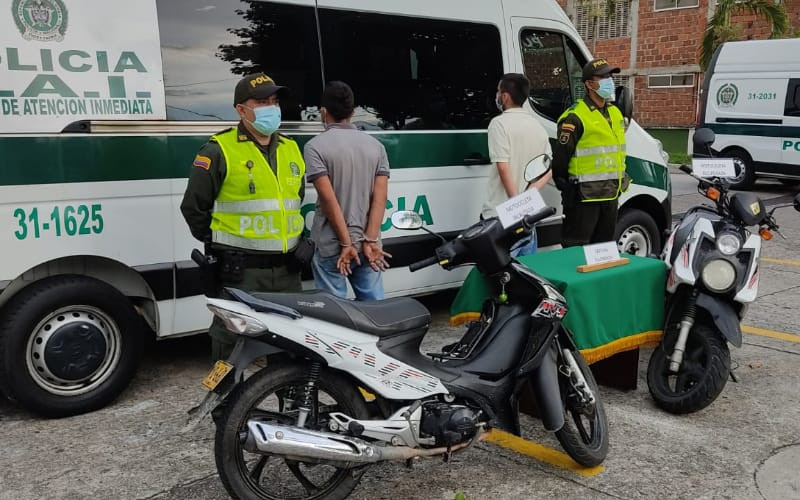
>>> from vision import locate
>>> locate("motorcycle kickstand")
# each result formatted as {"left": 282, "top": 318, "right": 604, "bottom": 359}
{"left": 729, "top": 370, "right": 739, "bottom": 383}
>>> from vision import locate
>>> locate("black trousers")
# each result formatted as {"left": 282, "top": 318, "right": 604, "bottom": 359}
{"left": 561, "top": 198, "right": 618, "bottom": 248}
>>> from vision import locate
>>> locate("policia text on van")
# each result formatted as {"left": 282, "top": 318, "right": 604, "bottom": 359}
{"left": 0, "top": 0, "right": 670, "bottom": 417}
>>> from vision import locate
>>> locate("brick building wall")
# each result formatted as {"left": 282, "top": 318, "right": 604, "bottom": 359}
{"left": 559, "top": 0, "right": 800, "bottom": 128}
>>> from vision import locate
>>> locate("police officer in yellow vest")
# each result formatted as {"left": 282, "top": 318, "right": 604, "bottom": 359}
{"left": 180, "top": 73, "right": 306, "bottom": 359}
{"left": 553, "top": 58, "right": 631, "bottom": 248}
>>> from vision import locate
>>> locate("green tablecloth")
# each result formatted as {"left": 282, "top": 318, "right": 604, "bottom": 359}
{"left": 449, "top": 247, "right": 666, "bottom": 363}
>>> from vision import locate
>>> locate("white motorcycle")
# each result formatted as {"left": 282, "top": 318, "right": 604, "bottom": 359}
{"left": 648, "top": 128, "right": 800, "bottom": 414}
{"left": 186, "top": 155, "right": 608, "bottom": 499}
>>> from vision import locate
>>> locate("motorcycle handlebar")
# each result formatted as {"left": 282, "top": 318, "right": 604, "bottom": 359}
{"left": 408, "top": 254, "right": 440, "bottom": 272}
{"left": 522, "top": 207, "right": 557, "bottom": 229}
{"left": 679, "top": 164, "right": 693, "bottom": 175}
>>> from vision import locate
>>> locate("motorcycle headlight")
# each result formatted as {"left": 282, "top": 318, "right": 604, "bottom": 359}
{"left": 701, "top": 259, "right": 737, "bottom": 292}
{"left": 207, "top": 304, "right": 268, "bottom": 335}
{"left": 716, "top": 233, "right": 742, "bottom": 256}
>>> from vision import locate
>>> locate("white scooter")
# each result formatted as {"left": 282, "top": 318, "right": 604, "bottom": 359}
{"left": 186, "top": 155, "right": 608, "bottom": 500}
{"left": 648, "top": 128, "right": 800, "bottom": 414}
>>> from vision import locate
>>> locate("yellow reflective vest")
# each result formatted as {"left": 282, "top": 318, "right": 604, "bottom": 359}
{"left": 558, "top": 99, "right": 627, "bottom": 202}
{"left": 209, "top": 128, "right": 305, "bottom": 252}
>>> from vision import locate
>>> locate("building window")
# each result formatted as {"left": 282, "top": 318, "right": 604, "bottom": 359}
{"left": 574, "top": 0, "right": 631, "bottom": 40}
{"left": 654, "top": 0, "right": 699, "bottom": 11}
{"left": 648, "top": 74, "right": 695, "bottom": 88}
{"left": 157, "top": 0, "right": 323, "bottom": 122}
{"left": 317, "top": 10, "right": 502, "bottom": 130}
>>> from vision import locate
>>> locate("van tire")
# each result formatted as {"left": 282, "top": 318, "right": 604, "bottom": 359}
{"left": 615, "top": 209, "right": 661, "bottom": 257}
{"left": 0, "top": 276, "right": 144, "bottom": 417}
{"left": 725, "top": 148, "right": 755, "bottom": 190}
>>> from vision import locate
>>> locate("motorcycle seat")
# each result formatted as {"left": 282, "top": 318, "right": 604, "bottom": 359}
{"left": 234, "top": 289, "right": 431, "bottom": 337}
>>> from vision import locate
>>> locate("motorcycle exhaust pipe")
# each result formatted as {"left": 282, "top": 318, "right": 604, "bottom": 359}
{"left": 243, "top": 420, "right": 483, "bottom": 464}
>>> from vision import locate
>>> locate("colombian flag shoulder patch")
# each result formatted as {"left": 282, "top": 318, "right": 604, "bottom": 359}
{"left": 193, "top": 155, "right": 211, "bottom": 170}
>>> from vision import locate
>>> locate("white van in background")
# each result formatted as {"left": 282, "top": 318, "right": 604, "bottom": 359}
{"left": 698, "top": 38, "right": 800, "bottom": 189}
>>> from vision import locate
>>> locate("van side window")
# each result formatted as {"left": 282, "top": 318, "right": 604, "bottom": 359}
{"left": 317, "top": 10, "right": 502, "bottom": 130}
{"left": 157, "top": 0, "right": 323, "bottom": 122}
{"left": 786, "top": 79, "right": 800, "bottom": 117}
{"left": 519, "top": 30, "right": 585, "bottom": 122}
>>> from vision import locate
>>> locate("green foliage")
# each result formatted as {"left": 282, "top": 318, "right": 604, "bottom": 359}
{"left": 700, "top": 0, "right": 791, "bottom": 70}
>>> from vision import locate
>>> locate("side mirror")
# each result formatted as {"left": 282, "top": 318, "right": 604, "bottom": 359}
{"left": 391, "top": 210, "right": 424, "bottom": 230}
{"left": 615, "top": 85, "right": 633, "bottom": 121}
{"left": 693, "top": 127, "right": 716, "bottom": 150}
{"left": 794, "top": 193, "right": 800, "bottom": 212}
{"left": 524, "top": 154, "right": 552, "bottom": 184}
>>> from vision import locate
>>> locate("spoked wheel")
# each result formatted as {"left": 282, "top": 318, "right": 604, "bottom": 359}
{"left": 214, "top": 363, "right": 369, "bottom": 500}
{"left": 555, "top": 349, "right": 609, "bottom": 467}
{"left": 647, "top": 322, "right": 730, "bottom": 414}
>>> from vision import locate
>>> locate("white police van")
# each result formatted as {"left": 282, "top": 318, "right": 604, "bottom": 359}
{"left": 0, "top": 0, "right": 671, "bottom": 416}
{"left": 698, "top": 38, "right": 800, "bottom": 189}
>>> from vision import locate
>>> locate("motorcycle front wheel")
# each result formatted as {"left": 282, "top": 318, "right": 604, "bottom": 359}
{"left": 647, "top": 321, "right": 731, "bottom": 414}
{"left": 214, "top": 362, "right": 369, "bottom": 500}
{"left": 554, "top": 349, "right": 609, "bottom": 467}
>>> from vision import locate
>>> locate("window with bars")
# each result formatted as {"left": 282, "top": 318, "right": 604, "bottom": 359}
{"left": 574, "top": 0, "right": 631, "bottom": 40}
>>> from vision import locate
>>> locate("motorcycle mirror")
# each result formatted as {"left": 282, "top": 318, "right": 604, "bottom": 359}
{"left": 391, "top": 210, "right": 424, "bottom": 230}
{"left": 615, "top": 85, "right": 634, "bottom": 122}
{"left": 794, "top": 194, "right": 800, "bottom": 212}
{"left": 692, "top": 128, "right": 716, "bottom": 150}
{"left": 523, "top": 154, "right": 552, "bottom": 183}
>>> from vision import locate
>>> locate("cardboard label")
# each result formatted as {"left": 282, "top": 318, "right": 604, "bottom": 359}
{"left": 583, "top": 241, "right": 621, "bottom": 266}
{"left": 692, "top": 158, "right": 736, "bottom": 179}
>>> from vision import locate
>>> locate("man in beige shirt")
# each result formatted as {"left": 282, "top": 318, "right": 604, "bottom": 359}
{"left": 482, "top": 73, "right": 552, "bottom": 256}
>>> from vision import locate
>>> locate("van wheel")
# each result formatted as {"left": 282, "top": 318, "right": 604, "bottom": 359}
{"left": 725, "top": 148, "right": 755, "bottom": 190}
{"left": 615, "top": 209, "right": 661, "bottom": 257}
{"left": 0, "top": 276, "right": 144, "bottom": 418}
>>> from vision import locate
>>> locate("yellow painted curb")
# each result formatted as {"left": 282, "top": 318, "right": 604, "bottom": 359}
{"left": 485, "top": 429, "right": 605, "bottom": 476}
{"left": 743, "top": 325, "right": 800, "bottom": 344}
{"left": 761, "top": 257, "right": 800, "bottom": 268}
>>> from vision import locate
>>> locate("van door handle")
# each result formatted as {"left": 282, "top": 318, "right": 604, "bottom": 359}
{"left": 463, "top": 153, "right": 490, "bottom": 166}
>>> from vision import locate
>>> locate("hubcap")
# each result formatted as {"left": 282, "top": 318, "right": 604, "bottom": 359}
{"left": 730, "top": 157, "right": 747, "bottom": 185}
{"left": 26, "top": 306, "right": 121, "bottom": 396}
{"left": 617, "top": 224, "right": 652, "bottom": 256}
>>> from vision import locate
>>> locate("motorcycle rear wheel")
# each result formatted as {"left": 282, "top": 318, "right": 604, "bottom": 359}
{"left": 214, "top": 362, "right": 369, "bottom": 500}
{"left": 554, "top": 349, "right": 609, "bottom": 467}
{"left": 647, "top": 322, "right": 731, "bottom": 414}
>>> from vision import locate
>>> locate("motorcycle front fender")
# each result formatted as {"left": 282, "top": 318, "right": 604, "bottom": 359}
{"left": 528, "top": 343, "right": 565, "bottom": 432}
{"left": 696, "top": 293, "right": 742, "bottom": 348}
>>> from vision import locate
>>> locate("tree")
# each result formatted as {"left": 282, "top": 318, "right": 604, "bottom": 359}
{"left": 700, "top": 0, "right": 790, "bottom": 70}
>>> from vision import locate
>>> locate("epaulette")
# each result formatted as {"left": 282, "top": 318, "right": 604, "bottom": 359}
{"left": 209, "top": 127, "right": 234, "bottom": 142}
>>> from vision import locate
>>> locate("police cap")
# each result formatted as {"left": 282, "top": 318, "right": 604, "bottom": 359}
{"left": 582, "top": 58, "right": 620, "bottom": 81}
{"left": 233, "top": 73, "right": 289, "bottom": 106}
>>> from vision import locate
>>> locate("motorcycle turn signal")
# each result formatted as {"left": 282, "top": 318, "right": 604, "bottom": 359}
{"left": 759, "top": 228, "right": 773, "bottom": 241}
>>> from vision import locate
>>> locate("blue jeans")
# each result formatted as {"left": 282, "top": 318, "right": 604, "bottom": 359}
{"left": 510, "top": 229, "right": 538, "bottom": 258}
{"left": 311, "top": 250, "right": 385, "bottom": 301}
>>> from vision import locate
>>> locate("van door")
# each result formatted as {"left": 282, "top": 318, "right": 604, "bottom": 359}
{"left": 508, "top": 18, "right": 587, "bottom": 230}
{"left": 782, "top": 78, "right": 800, "bottom": 169}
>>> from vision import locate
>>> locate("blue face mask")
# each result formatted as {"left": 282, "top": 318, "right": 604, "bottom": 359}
{"left": 596, "top": 78, "right": 616, "bottom": 101}
{"left": 246, "top": 104, "right": 281, "bottom": 136}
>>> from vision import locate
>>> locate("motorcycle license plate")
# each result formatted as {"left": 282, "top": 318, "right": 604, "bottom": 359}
{"left": 202, "top": 360, "right": 233, "bottom": 391}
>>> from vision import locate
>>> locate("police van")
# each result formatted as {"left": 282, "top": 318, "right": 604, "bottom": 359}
{"left": 0, "top": 0, "right": 671, "bottom": 416}
{"left": 698, "top": 38, "right": 800, "bottom": 189}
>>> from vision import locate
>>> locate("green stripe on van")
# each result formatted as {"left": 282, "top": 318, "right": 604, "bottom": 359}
{"left": 0, "top": 131, "right": 668, "bottom": 190}
{"left": 0, "top": 132, "right": 489, "bottom": 185}
{"left": 704, "top": 123, "right": 800, "bottom": 138}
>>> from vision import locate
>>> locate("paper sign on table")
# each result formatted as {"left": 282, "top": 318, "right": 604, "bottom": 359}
{"left": 583, "top": 241, "right": 621, "bottom": 266}
{"left": 496, "top": 189, "right": 547, "bottom": 229}
{"left": 692, "top": 158, "right": 736, "bottom": 179}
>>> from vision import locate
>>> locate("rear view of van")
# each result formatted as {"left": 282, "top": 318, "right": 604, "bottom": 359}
{"left": 699, "top": 38, "right": 800, "bottom": 189}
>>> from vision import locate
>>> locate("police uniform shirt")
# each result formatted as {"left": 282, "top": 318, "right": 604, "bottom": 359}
{"left": 180, "top": 123, "right": 305, "bottom": 244}
{"left": 552, "top": 99, "right": 614, "bottom": 189}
